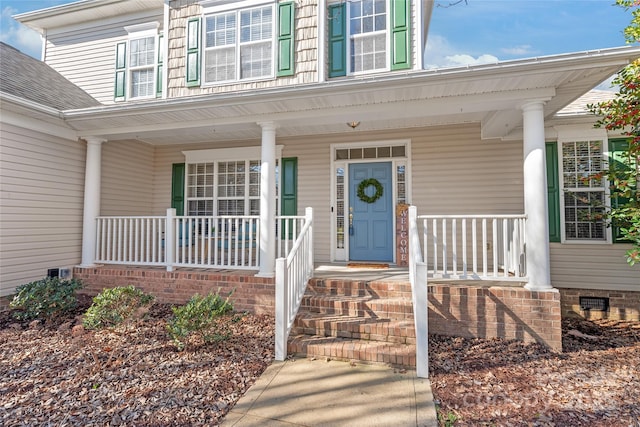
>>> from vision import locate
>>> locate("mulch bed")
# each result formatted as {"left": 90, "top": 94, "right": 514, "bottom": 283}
{"left": 0, "top": 296, "right": 274, "bottom": 426}
{"left": 1, "top": 295, "right": 639, "bottom": 426}
{"left": 430, "top": 317, "right": 640, "bottom": 426}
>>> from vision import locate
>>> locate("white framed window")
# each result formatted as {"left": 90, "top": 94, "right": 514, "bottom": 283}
{"left": 183, "top": 146, "right": 282, "bottom": 216}
{"left": 203, "top": 3, "right": 274, "bottom": 84}
{"left": 328, "top": 0, "right": 410, "bottom": 78}
{"left": 115, "top": 23, "right": 161, "bottom": 101}
{"left": 349, "top": 0, "right": 388, "bottom": 73}
{"left": 559, "top": 139, "right": 608, "bottom": 242}
{"left": 129, "top": 36, "right": 156, "bottom": 98}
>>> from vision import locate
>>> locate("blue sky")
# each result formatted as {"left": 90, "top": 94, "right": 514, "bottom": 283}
{"left": 1, "top": 0, "right": 636, "bottom": 74}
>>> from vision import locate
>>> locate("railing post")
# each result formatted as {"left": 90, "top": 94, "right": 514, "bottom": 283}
{"left": 165, "top": 208, "right": 175, "bottom": 272}
{"left": 275, "top": 257, "right": 288, "bottom": 361}
{"left": 305, "top": 207, "right": 314, "bottom": 274}
{"left": 409, "top": 206, "right": 429, "bottom": 378}
{"left": 415, "top": 262, "right": 428, "bottom": 378}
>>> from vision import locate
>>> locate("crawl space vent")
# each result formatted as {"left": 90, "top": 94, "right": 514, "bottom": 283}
{"left": 579, "top": 296, "right": 609, "bottom": 312}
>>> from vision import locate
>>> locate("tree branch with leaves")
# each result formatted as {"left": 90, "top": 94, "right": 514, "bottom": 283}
{"left": 587, "top": 0, "right": 640, "bottom": 265}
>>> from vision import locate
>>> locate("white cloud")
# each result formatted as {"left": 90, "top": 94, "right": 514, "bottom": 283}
{"left": 424, "top": 34, "right": 499, "bottom": 69}
{"left": 501, "top": 45, "right": 534, "bottom": 56}
{"left": 0, "top": 6, "right": 42, "bottom": 58}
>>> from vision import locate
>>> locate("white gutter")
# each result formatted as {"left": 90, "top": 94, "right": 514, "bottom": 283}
{"left": 0, "top": 92, "right": 65, "bottom": 118}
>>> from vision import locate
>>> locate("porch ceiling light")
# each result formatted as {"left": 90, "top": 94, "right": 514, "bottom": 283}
{"left": 347, "top": 121, "right": 360, "bottom": 129}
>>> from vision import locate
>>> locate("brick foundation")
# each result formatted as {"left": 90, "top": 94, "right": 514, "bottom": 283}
{"left": 73, "top": 266, "right": 275, "bottom": 315}
{"left": 559, "top": 288, "right": 640, "bottom": 321}
{"left": 428, "top": 284, "right": 563, "bottom": 352}
{"left": 72, "top": 267, "right": 564, "bottom": 352}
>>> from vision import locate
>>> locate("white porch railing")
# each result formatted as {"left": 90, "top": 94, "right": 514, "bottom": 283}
{"left": 408, "top": 207, "right": 429, "bottom": 379}
{"left": 275, "top": 207, "right": 314, "bottom": 361}
{"left": 419, "top": 214, "right": 527, "bottom": 281}
{"left": 95, "top": 209, "right": 307, "bottom": 271}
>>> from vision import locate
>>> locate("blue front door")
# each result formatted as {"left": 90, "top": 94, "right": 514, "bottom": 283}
{"left": 348, "top": 162, "right": 393, "bottom": 262}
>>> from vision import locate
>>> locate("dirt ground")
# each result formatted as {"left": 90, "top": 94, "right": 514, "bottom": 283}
{"left": 1, "top": 296, "right": 639, "bottom": 426}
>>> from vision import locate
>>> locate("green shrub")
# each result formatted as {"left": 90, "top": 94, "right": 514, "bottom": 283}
{"left": 167, "top": 291, "right": 233, "bottom": 351}
{"left": 10, "top": 277, "right": 83, "bottom": 321}
{"left": 83, "top": 285, "right": 154, "bottom": 329}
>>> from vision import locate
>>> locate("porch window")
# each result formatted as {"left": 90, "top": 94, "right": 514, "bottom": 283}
{"left": 203, "top": 5, "right": 274, "bottom": 83}
{"left": 186, "top": 160, "right": 264, "bottom": 217}
{"left": 182, "top": 145, "right": 286, "bottom": 219}
{"left": 328, "top": 0, "right": 411, "bottom": 78}
{"left": 559, "top": 140, "right": 607, "bottom": 241}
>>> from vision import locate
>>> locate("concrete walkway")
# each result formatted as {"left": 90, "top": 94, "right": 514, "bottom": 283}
{"left": 221, "top": 358, "right": 438, "bottom": 427}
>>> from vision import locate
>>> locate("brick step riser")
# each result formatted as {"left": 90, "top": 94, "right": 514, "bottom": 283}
{"left": 287, "top": 337, "right": 416, "bottom": 368}
{"left": 292, "top": 319, "right": 415, "bottom": 343}
{"left": 300, "top": 298, "right": 414, "bottom": 320}
{"left": 307, "top": 280, "right": 412, "bottom": 299}
{"left": 290, "top": 328, "right": 416, "bottom": 345}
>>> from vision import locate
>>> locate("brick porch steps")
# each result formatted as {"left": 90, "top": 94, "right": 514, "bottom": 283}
{"left": 288, "top": 278, "right": 417, "bottom": 368}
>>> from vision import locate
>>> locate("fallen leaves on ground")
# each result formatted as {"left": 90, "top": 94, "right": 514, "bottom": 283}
{"left": 430, "top": 318, "right": 640, "bottom": 426}
{"left": 0, "top": 297, "right": 274, "bottom": 426}
{"left": 2, "top": 298, "right": 639, "bottom": 427}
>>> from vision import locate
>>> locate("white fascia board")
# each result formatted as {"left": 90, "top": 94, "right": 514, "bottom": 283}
{"left": 0, "top": 94, "right": 78, "bottom": 141}
{"left": 15, "top": 0, "right": 163, "bottom": 33}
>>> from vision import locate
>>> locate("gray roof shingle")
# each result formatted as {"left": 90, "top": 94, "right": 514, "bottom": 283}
{"left": 0, "top": 42, "right": 101, "bottom": 110}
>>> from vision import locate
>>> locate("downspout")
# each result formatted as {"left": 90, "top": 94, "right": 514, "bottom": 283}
{"left": 317, "top": 0, "right": 326, "bottom": 83}
{"left": 163, "top": 0, "right": 170, "bottom": 99}
{"left": 420, "top": 0, "right": 435, "bottom": 70}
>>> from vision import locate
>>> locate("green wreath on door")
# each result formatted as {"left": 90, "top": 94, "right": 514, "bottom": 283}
{"left": 357, "top": 178, "right": 384, "bottom": 204}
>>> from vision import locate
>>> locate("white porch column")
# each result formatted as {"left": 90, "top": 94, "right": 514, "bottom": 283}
{"left": 521, "top": 101, "right": 552, "bottom": 290}
{"left": 80, "top": 137, "right": 106, "bottom": 267}
{"left": 257, "top": 122, "right": 277, "bottom": 277}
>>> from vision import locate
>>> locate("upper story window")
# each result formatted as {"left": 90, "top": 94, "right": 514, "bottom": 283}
{"left": 114, "top": 22, "right": 162, "bottom": 102}
{"left": 186, "top": 1, "right": 295, "bottom": 87}
{"left": 349, "top": 0, "right": 387, "bottom": 73}
{"left": 328, "top": 0, "right": 411, "bottom": 78}
{"left": 129, "top": 36, "right": 156, "bottom": 97}
{"left": 204, "top": 5, "right": 274, "bottom": 83}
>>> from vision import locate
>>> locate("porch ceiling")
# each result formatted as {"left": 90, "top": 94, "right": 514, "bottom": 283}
{"left": 62, "top": 47, "right": 640, "bottom": 145}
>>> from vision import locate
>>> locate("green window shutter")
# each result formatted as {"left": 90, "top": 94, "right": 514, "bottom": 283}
{"left": 172, "top": 163, "right": 186, "bottom": 216}
{"left": 114, "top": 42, "right": 127, "bottom": 101}
{"left": 390, "top": 0, "right": 411, "bottom": 70}
{"left": 609, "top": 139, "right": 633, "bottom": 243}
{"left": 546, "top": 142, "right": 561, "bottom": 243}
{"left": 277, "top": 2, "right": 295, "bottom": 77}
{"left": 157, "top": 34, "right": 163, "bottom": 97}
{"left": 328, "top": 3, "right": 346, "bottom": 78}
{"left": 281, "top": 157, "right": 297, "bottom": 239}
{"left": 186, "top": 18, "right": 201, "bottom": 87}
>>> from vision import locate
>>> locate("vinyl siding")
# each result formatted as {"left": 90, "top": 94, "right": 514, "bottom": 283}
{"left": 0, "top": 123, "right": 85, "bottom": 296}
{"left": 167, "top": 0, "right": 318, "bottom": 98}
{"left": 550, "top": 244, "right": 639, "bottom": 291}
{"left": 44, "top": 12, "right": 164, "bottom": 105}
{"left": 101, "top": 140, "right": 155, "bottom": 216}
